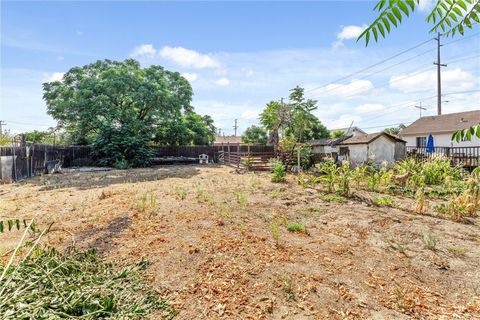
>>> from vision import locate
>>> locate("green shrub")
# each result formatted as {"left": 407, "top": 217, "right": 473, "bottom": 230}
{"left": 269, "top": 158, "right": 286, "bottom": 183}
{"left": 286, "top": 223, "right": 305, "bottom": 232}
{"left": 242, "top": 156, "right": 255, "bottom": 171}
{"left": 91, "top": 123, "right": 154, "bottom": 168}
{"left": 315, "top": 161, "right": 338, "bottom": 193}
{"left": 319, "top": 193, "right": 345, "bottom": 202}
{"left": 289, "top": 146, "right": 313, "bottom": 169}
{"left": 372, "top": 196, "right": 395, "bottom": 207}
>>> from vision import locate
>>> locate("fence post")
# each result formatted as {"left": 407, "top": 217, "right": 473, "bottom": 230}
{"left": 228, "top": 143, "right": 231, "bottom": 164}
{"left": 297, "top": 146, "right": 301, "bottom": 173}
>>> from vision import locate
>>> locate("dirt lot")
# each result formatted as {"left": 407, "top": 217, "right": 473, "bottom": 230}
{"left": 1, "top": 165, "right": 479, "bottom": 319}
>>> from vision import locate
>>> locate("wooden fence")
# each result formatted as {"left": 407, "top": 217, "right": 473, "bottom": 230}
{"left": 0, "top": 143, "right": 275, "bottom": 181}
{"left": 406, "top": 146, "right": 480, "bottom": 169}
{"left": 0, "top": 144, "right": 93, "bottom": 181}
{"left": 218, "top": 150, "right": 275, "bottom": 171}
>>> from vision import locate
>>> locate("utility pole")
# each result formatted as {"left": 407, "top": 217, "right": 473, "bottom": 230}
{"left": 0, "top": 121, "right": 6, "bottom": 135}
{"left": 414, "top": 102, "right": 427, "bottom": 118}
{"left": 434, "top": 32, "right": 447, "bottom": 115}
{"left": 233, "top": 119, "right": 238, "bottom": 136}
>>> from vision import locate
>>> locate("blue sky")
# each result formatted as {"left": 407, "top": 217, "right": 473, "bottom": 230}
{"left": 1, "top": 1, "right": 479, "bottom": 135}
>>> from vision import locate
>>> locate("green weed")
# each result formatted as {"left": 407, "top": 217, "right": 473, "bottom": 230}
{"left": 423, "top": 232, "right": 437, "bottom": 251}
{"left": 286, "top": 223, "right": 305, "bottom": 233}
{"left": 372, "top": 196, "right": 395, "bottom": 207}
{"left": 319, "top": 193, "right": 345, "bottom": 203}
{"left": 446, "top": 245, "right": 466, "bottom": 257}
{"left": 269, "top": 158, "right": 286, "bottom": 183}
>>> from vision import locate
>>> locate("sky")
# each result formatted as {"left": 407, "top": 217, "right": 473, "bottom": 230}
{"left": 1, "top": 0, "right": 479, "bottom": 135}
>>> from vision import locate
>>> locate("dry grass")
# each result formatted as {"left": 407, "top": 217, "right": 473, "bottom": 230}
{"left": 1, "top": 165, "right": 479, "bottom": 319}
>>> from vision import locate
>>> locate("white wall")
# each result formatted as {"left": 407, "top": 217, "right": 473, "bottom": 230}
{"left": 403, "top": 133, "right": 480, "bottom": 147}
{"left": 369, "top": 136, "right": 395, "bottom": 164}
{"left": 346, "top": 136, "right": 397, "bottom": 167}
{"left": 348, "top": 144, "right": 368, "bottom": 166}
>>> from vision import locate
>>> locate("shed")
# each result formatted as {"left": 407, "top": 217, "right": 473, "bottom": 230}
{"left": 308, "top": 135, "right": 353, "bottom": 163}
{"left": 338, "top": 132, "right": 406, "bottom": 167}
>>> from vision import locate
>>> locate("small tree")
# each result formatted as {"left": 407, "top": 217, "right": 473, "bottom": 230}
{"left": 241, "top": 125, "right": 268, "bottom": 144}
{"left": 331, "top": 130, "right": 346, "bottom": 139}
{"left": 259, "top": 86, "right": 329, "bottom": 145}
{"left": 0, "top": 132, "right": 11, "bottom": 146}
{"left": 383, "top": 124, "right": 406, "bottom": 136}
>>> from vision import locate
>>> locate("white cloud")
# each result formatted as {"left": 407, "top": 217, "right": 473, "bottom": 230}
{"left": 310, "top": 79, "right": 374, "bottom": 98}
{"left": 159, "top": 46, "right": 220, "bottom": 68}
{"left": 43, "top": 72, "right": 64, "bottom": 82}
{"left": 337, "top": 25, "right": 367, "bottom": 40}
{"left": 418, "top": 0, "right": 435, "bottom": 12}
{"left": 130, "top": 44, "right": 157, "bottom": 59}
{"left": 57, "top": 56, "right": 64, "bottom": 61}
{"left": 181, "top": 72, "right": 198, "bottom": 82}
{"left": 355, "top": 103, "right": 384, "bottom": 113}
{"left": 241, "top": 110, "right": 259, "bottom": 120}
{"left": 389, "top": 68, "right": 476, "bottom": 93}
{"left": 215, "top": 78, "right": 230, "bottom": 86}
{"left": 334, "top": 24, "right": 367, "bottom": 48}
{"left": 326, "top": 114, "right": 363, "bottom": 130}
{"left": 243, "top": 68, "right": 254, "bottom": 77}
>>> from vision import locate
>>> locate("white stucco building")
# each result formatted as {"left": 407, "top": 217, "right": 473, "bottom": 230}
{"left": 338, "top": 132, "right": 406, "bottom": 167}
{"left": 400, "top": 110, "right": 480, "bottom": 147}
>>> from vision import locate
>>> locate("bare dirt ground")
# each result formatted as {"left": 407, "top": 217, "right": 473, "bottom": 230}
{"left": 1, "top": 165, "right": 479, "bottom": 319}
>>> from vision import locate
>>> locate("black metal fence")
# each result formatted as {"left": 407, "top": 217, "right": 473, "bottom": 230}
{"left": 406, "top": 146, "right": 480, "bottom": 168}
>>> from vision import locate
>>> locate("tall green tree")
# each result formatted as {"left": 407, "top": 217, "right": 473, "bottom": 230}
{"left": 155, "top": 113, "right": 216, "bottom": 146}
{"left": 43, "top": 59, "right": 202, "bottom": 167}
{"left": 241, "top": 125, "right": 268, "bottom": 144}
{"left": 358, "top": 0, "right": 479, "bottom": 46}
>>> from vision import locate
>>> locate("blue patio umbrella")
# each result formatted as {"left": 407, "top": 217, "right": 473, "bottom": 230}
{"left": 426, "top": 134, "right": 435, "bottom": 153}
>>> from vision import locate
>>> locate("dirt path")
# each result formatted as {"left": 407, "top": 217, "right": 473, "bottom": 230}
{"left": 1, "top": 165, "right": 479, "bottom": 319}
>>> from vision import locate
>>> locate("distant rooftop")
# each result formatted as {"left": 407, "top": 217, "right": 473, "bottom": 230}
{"left": 213, "top": 135, "right": 242, "bottom": 145}
{"left": 401, "top": 110, "right": 480, "bottom": 136}
{"left": 329, "top": 126, "right": 366, "bottom": 136}
{"left": 340, "top": 132, "right": 405, "bottom": 145}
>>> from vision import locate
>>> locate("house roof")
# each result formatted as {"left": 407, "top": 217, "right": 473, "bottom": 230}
{"left": 329, "top": 126, "right": 366, "bottom": 135}
{"left": 339, "top": 132, "right": 405, "bottom": 145}
{"left": 400, "top": 110, "right": 480, "bottom": 136}
{"left": 308, "top": 138, "right": 331, "bottom": 146}
{"left": 213, "top": 135, "right": 242, "bottom": 144}
{"left": 308, "top": 135, "right": 352, "bottom": 147}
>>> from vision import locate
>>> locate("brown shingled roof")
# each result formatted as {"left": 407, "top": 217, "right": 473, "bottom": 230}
{"left": 400, "top": 110, "right": 480, "bottom": 136}
{"left": 339, "top": 132, "right": 405, "bottom": 145}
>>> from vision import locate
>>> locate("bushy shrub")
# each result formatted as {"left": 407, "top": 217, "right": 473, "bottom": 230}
{"left": 290, "top": 145, "right": 313, "bottom": 169}
{"left": 393, "top": 156, "right": 463, "bottom": 186}
{"left": 270, "top": 158, "right": 286, "bottom": 183}
{"left": 91, "top": 124, "right": 154, "bottom": 168}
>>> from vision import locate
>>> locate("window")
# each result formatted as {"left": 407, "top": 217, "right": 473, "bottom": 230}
{"left": 416, "top": 136, "right": 427, "bottom": 147}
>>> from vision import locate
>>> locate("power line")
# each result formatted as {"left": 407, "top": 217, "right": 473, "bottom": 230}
{"left": 349, "top": 89, "right": 480, "bottom": 127}
{"left": 3, "top": 120, "right": 53, "bottom": 127}
{"left": 443, "top": 32, "right": 480, "bottom": 46}
{"left": 315, "top": 53, "right": 480, "bottom": 101}
{"left": 304, "top": 38, "right": 435, "bottom": 94}
{"left": 308, "top": 46, "right": 437, "bottom": 97}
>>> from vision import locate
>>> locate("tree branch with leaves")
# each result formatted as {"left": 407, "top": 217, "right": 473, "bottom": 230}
{"left": 358, "top": 0, "right": 479, "bottom": 46}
